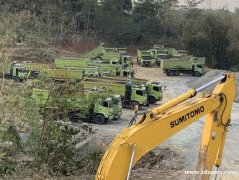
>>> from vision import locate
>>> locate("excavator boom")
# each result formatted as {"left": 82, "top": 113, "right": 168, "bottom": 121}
{"left": 96, "top": 73, "right": 236, "bottom": 180}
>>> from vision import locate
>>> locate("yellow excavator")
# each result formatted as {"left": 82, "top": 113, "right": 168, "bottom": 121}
{"left": 95, "top": 73, "right": 236, "bottom": 180}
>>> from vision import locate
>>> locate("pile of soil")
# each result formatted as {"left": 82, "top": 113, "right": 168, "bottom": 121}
{"left": 133, "top": 148, "right": 184, "bottom": 171}
{"left": 187, "top": 69, "right": 239, "bottom": 103}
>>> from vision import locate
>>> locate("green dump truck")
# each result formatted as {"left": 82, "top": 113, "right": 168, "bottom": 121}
{"left": 101, "top": 52, "right": 133, "bottom": 67}
{"left": 32, "top": 88, "right": 115, "bottom": 124}
{"left": 137, "top": 50, "right": 156, "bottom": 66}
{"left": 161, "top": 57, "right": 205, "bottom": 77}
{"left": 54, "top": 57, "right": 134, "bottom": 78}
{"left": 156, "top": 49, "right": 169, "bottom": 61}
{"left": 87, "top": 61, "right": 135, "bottom": 78}
{"left": 81, "top": 78, "right": 148, "bottom": 109}
{"left": 4, "top": 62, "right": 30, "bottom": 82}
{"left": 85, "top": 76, "right": 164, "bottom": 104}
{"left": 95, "top": 92, "right": 122, "bottom": 120}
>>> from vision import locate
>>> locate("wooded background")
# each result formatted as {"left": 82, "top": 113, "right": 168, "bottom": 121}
{"left": 0, "top": 0, "right": 238, "bottom": 70}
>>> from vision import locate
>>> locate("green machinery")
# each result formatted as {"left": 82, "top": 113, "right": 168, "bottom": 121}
{"left": 161, "top": 57, "right": 205, "bottom": 77}
{"left": 54, "top": 43, "right": 134, "bottom": 77}
{"left": 55, "top": 57, "right": 88, "bottom": 68}
{"left": 156, "top": 49, "right": 169, "bottom": 66}
{"left": 85, "top": 44, "right": 133, "bottom": 67}
{"left": 4, "top": 62, "right": 30, "bottom": 82}
{"left": 32, "top": 88, "right": 115, "bottom": 124}
{"left": 55, "top": 58, "right": 135, "bottom": 78}
{"left": 100, "top": 52, "right": 133, "bottom": 67}
{"left": 94, "top": 62, "right": 135, "bottom": 78}
{"left": 85, "top": 76, "right": 164, "bottom": 104}
{"left": 96, "top": 90, "right": 122, "bottom": 120}
{"left": 137, "top": 49, "right": 157, "bottom": 66}
{"left": 81, "top": 77, "right": 149, "bottom": 109}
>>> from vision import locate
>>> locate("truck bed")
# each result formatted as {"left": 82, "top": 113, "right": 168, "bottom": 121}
{"left": 46, "top": 69, "right": 83, "bottom": 80}
{"left": 84, "top": 76, "right": 148, "bottom": 84}
{"left": 82, "top": 81, "right": 126, "bottom": 97}
{"left": 55, "top": 58, "right": 88, "bottom": 68}
{"left": 23, "top": 63, "right": 51, "bottom": 71}
{"left": 161, "top": 59, "right": 193, "bottom": 70}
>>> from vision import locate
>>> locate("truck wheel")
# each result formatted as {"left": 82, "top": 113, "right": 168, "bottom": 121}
{"left": 113, "top": 117, "right": 120, "bottom": 121}
{"left": 168, "top": 71, "right": 175, "bottom": 76}
{"left": 94, "top": 114, "right": 106, "bottom": 124}
{"left": 69, "top": 112, "right": 79, "bottom": 123}
{"left": 175, "top": 71, "right": 180, "bottom": 76}
{"left": 148, "top": 96, "right": 157, "bottom": 104}
{"left": 130, "top": 102, "right": 139, "bottom": 110}
{"left": 13, "top": 76, "right": 20, "bottom": 82}
{"left": 194, "top": 72, "right": 201, "bottom": 77}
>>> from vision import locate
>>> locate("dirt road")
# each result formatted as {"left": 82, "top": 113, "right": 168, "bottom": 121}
{"left": 92, "top": 64, "right": 239, "bottom": 180}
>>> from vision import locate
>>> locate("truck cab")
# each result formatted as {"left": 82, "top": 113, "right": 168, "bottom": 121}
{"left": 191, "top": 57, "right": 205, "bottom": 76}
{"left": 120, "top": 67, "right": 135, "bottom": 78}
{"left": 128, "top": 84, "right": 148, "bottom": 109}
{"left": 122, "top": 55, "right": 133, "bottom": 67}
{"left": 155, "top": 49, "right": 169, "bottom": 65}
{"left": 192, "top": 63, "right": 204, "bottom": 77}
{"left": 94, "top": 97, "right": 114, "bottom": 124}
{"left": 111, "top": 95, "right": 122, "bottom": 120}
{"left": 5, "top": 63, "right": 30, "bottom": 82}
{"left": 137, "top": 50, "right": 156, "bottom": 67}
{"left": 146, "top": 82, "right": 164, "bottom": 104}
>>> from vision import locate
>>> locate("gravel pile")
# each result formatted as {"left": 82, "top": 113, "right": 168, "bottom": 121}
{"left": 133, "top": 148, "right": 184, "bottom": 171}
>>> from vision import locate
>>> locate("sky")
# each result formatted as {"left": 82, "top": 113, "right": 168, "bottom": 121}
{"left": 178, "top": 0, "right": 239, "bottom": 12}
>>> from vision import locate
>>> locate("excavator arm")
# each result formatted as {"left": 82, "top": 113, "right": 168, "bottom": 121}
{"left": 96, "top": 73, "right": 236, "bottom": 180}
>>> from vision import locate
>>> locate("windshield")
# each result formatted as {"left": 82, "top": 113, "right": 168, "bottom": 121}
{"left": 19, "top": 68, "right": 27, "bottom": 73}
{"left": 103, "top": 100, "right": 113, "bottom": 108}
{"left": 136, "top": 90, "right": 144, "bottom": 96}
{"left": 197, "top": 65, "right": 203, "bottom": 68}
{"left": 142, "top": 56, "right": 152, "bottom": 60}
{"left": 153, "top": 86, "right": 161, "bottom": 91}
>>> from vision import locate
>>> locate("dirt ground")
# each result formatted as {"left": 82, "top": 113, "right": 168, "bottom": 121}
{"left": 90, "top": 60, "right": 239, "bottom": 180}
